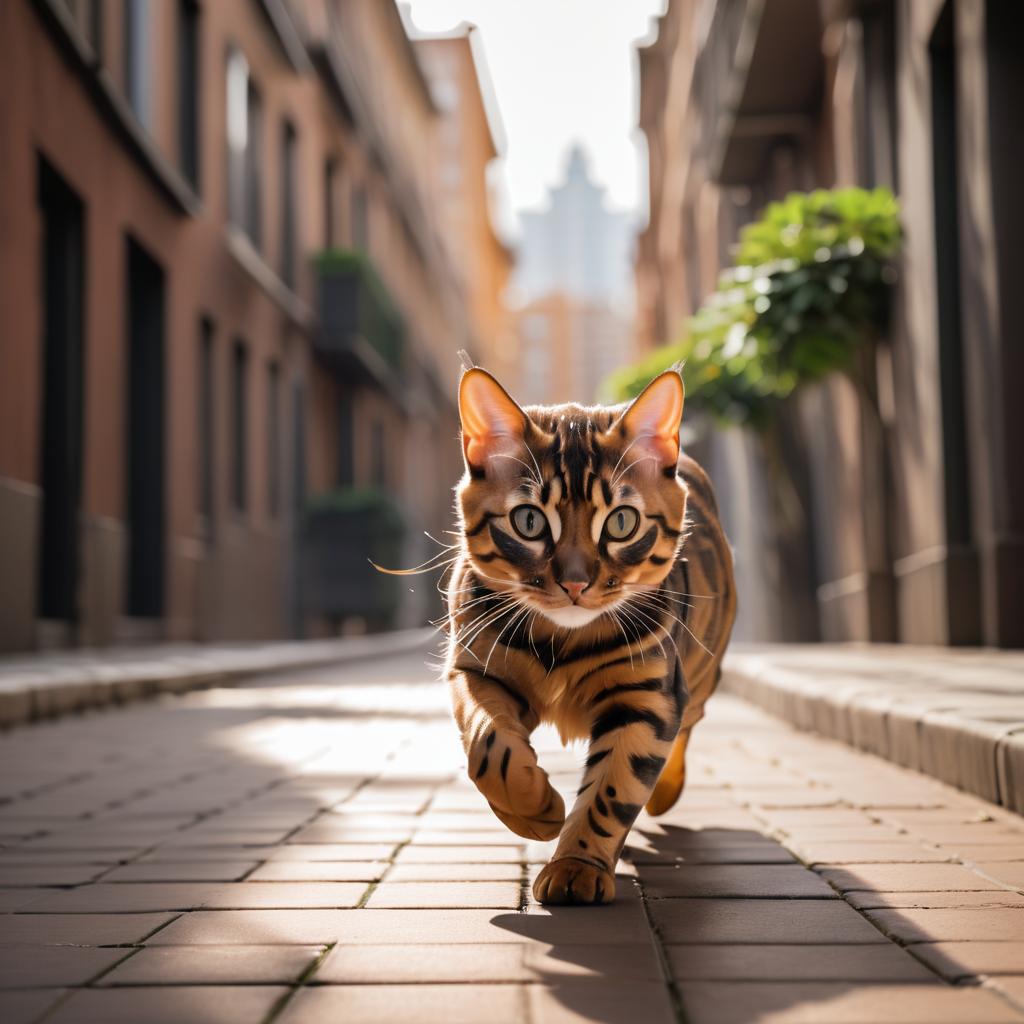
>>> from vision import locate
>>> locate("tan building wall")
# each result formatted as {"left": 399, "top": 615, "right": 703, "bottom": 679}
{"left": 0, "top": 0, "right": 487, "bottom": 652}
{"left": 412, "top": 26, "right": 516, "bottom": 389}
{"left": 636, "top": 0, "right": 1023, "bottom": 647}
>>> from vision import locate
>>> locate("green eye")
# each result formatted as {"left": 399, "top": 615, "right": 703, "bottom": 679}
{"left": 604, "top": 506, "right": 640, "bottom": 541}
{"left": 510, "top": 504, "right": 547, "bottom": 540}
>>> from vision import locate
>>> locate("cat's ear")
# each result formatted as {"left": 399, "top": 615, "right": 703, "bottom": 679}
{"left": 459, "top": 368, "right": 528, "bottom": 472}
{"left": 618, "top": 370, "right": 684, "bottom": 469}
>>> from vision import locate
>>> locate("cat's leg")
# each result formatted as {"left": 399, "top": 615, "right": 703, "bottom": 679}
{"left": 449, "top": 668, "right": 565, "bottom": 841}
{"left": 533, "top": 666, "right": 683, "bottom": 905}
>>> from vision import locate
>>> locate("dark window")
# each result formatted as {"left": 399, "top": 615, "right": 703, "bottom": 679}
{"left": 859, "top": 1, "right": 899, "bottom": 188}
{"left": 36, "top": 157, "right": 86, "bottom": 623}
{"left": 267, "top": 361, "right": 281, "bottom": 517}
{"left": 197, "top": 317, "right": 215, "bottom": 539}
{"left": 246, "top": 81, "right": 263, "bottom": 249}
{"left": 90, "top": 0, "right": 103, "bottom": 60}
{"left": 178, "top": 0, "right": 200, "bottom": 191}
{"left": 280, "top": 120, "right": 297, "bottom": 286}
{"left": 351, "top": 184, "right": 368, "bottom": 251}
{"left": 124, "top": 0, "right": 152, "bottom": 127}
{"left": 336, "top": 387, "right": 353, "bottom": 486}
{"left": 371, "top": 419, "right": 386, "bottom": 488}
{"left": 125, "top": 236, "right": 166, "bottom": 617}
{"left": 231, "top": 340, "right": 249, "bottom": 513}
{"left": 324, "top": 156, "right": 337, "bottom": 249}
{"left": 683, "top": 202, "right": 701, "bottom": 316}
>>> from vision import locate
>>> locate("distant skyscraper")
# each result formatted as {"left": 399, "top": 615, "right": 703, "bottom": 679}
{"left": 515, "top": 146, "right": 635, "bottom": 313}
{"left": 514, "top": 147, "right": 637, "bottom": 404}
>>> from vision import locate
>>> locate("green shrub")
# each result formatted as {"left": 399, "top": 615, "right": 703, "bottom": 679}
{"left": 607, "top": 188, "right": 902, "bottom": 428}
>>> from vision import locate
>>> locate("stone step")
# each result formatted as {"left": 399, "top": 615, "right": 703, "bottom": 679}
{"left": 0, "top": 628, "right": 437, "bottom": 728}
{"left": 723, "top": 643, "right": 1024, "bottom": 815}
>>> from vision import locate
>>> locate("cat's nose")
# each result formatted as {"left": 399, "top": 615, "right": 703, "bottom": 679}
{"left": 559, "top": 579, "right": 588, "bottom": 601}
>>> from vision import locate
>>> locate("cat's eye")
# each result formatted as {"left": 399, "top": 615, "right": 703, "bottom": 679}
{"left": 604, "top": 506, "right": 640, "bottom": 541}
{"left": 510, "top": 504, "right": 547, "bottom": 540}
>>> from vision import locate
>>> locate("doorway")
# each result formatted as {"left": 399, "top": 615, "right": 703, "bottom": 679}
{"left": 125, "top": 237, "right": 166, "bottom": 620}
{"left": 36, "top": 158, "right": 85, "bottom": 632}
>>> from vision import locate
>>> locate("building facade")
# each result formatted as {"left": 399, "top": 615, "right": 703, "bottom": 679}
{"left": 637, "top": 0, "right": 1023, "bottom": 647}
{"left": 407, "top": 16, "right": 517, "bottom": 390}
{"left": 0, "top": 0, "right": 504, "bottom": 653}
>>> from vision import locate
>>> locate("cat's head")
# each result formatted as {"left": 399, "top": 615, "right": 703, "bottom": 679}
{"left": 455, "top": 368, "right": 687, "bottom": 629}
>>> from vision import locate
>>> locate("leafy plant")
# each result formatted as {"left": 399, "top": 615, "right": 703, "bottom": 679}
{"left": 607, "top": 188, "right": 902, "bottom": 428}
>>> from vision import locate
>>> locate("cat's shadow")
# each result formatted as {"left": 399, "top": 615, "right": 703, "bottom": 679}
{"left": 488, "top": 824, "right": 873, "bottom": 1024}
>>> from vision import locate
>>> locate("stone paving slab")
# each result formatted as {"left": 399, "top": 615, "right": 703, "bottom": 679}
{"left": 0, "top": 650, "right": 1024, "bottom": 1022}
{"left": 725, "top": 643, "right": 1024, "bottom": 813}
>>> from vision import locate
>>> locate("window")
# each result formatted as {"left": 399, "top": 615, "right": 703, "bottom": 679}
{"left": 124, "top": 0, "right": 152, "bottom": 127}
{"left": 267, "top": 361, "right": 281, "bottom": 517}
{"left": 246, "top": 82, "right": 263, "bottom": 248}
{"left": 336, "top": 388, "right": 353, "bottom": 486}
{"left": 859, "top": 1, "right": 898, "bottom": 188}
{"left": 197, "top": 317, "right": 215, "bottom": 537}
{"left": 351, "top": 184, "right": 368, "bottom": 251}
{"left": 89, "top": 0, "right": 103, "bottom": 59}
{"left": 280, "top": 120, "right": 297, "bottom": 286}
{"left": 178, "top": 0, "right": 200, "bottom": 191}
{"left": 371, "top": 419, "right": 386, "bottom": 488}
{"left": 231, "top": 340, "right": 248, "bottom": 513}
{"left": 226, "top": 48, "right": 262, "bottom": 246}
{"left": 323, "top": 157, "right": 337, "bottom": 249}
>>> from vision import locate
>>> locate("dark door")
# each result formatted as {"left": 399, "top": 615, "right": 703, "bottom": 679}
{"left": 36, "top": 158, "right": 86, "bottom": 624}
{"left": 930, "top": 2, "right": 980, "bottom": 644}
{"left": 125, "top": 237, "right": 166, "bottom": 618}
{"left": 291, "top": 378, "right": 306, "bottom": 637}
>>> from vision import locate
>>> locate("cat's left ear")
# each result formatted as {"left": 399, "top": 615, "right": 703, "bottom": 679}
{"left": 618, "top": 370, "right": 684, "bottom": 469}
{"left": 459, "top": 368, "right": 528, "bottom": 472}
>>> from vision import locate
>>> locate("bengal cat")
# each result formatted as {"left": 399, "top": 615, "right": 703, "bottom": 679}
{"left": 445, "top": 367, "right": 736, "bottom": 905}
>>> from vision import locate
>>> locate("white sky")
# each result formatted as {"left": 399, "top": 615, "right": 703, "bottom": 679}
{"left": 404, "top": 0, "right": 667, "bottom": 237}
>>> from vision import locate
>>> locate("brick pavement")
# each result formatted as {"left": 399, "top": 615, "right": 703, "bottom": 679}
{"left": 1, "top": 648, "right": 1023, "bottom": 1023}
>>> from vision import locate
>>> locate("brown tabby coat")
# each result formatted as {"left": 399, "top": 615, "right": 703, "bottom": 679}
{"left": 445, "top": 368, "right": 736, "bottom": 905}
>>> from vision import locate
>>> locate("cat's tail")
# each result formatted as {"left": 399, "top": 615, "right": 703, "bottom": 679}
{"left": 644, "top": 728, "right": 690, "bottom": 816}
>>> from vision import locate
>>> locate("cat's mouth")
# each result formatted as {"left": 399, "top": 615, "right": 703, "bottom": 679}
{"left": 530, "top": 600, "right": 615, "bottom": 630}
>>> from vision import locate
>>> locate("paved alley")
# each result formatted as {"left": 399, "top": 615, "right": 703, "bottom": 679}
{"left": 1, "top": 646, "right": 1023, "bottom": 1024}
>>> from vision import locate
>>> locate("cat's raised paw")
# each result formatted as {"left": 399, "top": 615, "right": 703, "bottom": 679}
{"left": 470, "top": 734, "right": 565, "bottom": 840}
{"left": 489, "top": 793, "right": 564, "bottom": 842}
{"left": 533, "top": 857, "right": 615, "bottom": 905}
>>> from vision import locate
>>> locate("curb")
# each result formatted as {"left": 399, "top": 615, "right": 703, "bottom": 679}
{"left": 722, "top": 646, "right": 1024, "bottom": 816}
{"left": 0, "top": 627, "right": 439, "bottom": 729}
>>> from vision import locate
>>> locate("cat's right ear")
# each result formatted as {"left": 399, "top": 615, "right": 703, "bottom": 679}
{"left": 459, "top": 368, "right": 527, "bottom": 472}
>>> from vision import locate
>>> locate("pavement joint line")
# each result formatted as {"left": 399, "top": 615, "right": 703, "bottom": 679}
{"left": 259, "top": 942, "right": 334, "bottom": 1024}
{"left": 83, "top": 944, "right": 143, "bottom": 987}
{"left": 634, "top": 874, "right": 691, "bottom": 1024}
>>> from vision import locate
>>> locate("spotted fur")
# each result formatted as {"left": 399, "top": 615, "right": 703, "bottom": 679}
{"left": 445, "top": 369, "right": 736, "bottom": 905}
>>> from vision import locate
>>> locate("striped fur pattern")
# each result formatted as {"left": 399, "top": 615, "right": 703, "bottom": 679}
{"left": 445, "top": 369, "right": 736, "bottom": 905}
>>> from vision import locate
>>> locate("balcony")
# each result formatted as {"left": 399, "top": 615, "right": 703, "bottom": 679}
{"left": 314, "top": 250, "right": 406, "bottom": 394}
{"left": 697, "top": 0, "right": 823, "bottom": 185}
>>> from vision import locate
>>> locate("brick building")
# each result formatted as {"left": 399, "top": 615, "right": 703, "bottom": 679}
{"left": 0, "top": 0, "right": 508, "bottom": 652}
{"left": 637, "top": 0, "right": 1022, "bottom": 647}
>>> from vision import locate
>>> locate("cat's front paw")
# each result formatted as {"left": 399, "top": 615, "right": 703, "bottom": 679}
{"left": 469, "top": 732, "right": 565, "bottom": 840}
{"left": 533, "top": 857, "right": 615, "bottom": 905}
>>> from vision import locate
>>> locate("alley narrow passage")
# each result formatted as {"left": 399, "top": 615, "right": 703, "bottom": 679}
{"left": 1, "top": 647, "right": 1023, "bottom": 1024}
